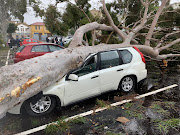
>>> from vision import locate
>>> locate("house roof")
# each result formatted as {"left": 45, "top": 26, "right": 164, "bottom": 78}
{"left": 16, "top": 23, "right": 29, "bottom": 27}
{"left": 30, "top": 22, "right": 45, "bottom": 26}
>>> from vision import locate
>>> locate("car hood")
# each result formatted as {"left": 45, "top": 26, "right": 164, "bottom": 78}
{"left": 43, "top": 76, "right": 66, "bottom": 94}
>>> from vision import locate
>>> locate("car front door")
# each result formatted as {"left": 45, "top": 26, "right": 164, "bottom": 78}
{"left": 64, "top": 55, "right": 100, "bottom": 105}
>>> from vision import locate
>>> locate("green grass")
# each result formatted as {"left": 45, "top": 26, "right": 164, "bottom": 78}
{"left": 96, "top": 99, "right": 110, "bottom": 108}
{"left": 45, "top": 116, "right": 87, "bottom": 134}
{"left": 162, "top": 101, "right": 176, "bottom": 109}
{"left": 105, "top": 131, "right": 125, "bottom": 135}
{"left": 150, "top": 102, "right": 170, "bottom": 116}
{"left": 69, "top": 117, "right": 87, "bottom": 125}
{"left": 45, "top": 124, "right": 59, "bottom": 134}
{"left": 0, "top": 46, "right": 9, "bottom": 52}
{"left": 153, "top": 118, "right": 180, "bottom": 134}
{"left": 124, "top": 110, "right": 144, "bottom": 119}
{"left": 30, "top": 118, "right": 40, "bottom": 127}
{"left": 124, "top": 102, "right": 133, "bottom": 109}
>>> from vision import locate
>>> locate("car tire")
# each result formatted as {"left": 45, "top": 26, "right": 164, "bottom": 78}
{"left": 24, "top": 95, "right": 56, "bottom": 116}
{"left": 119, "top": 76, "right": 136, "bottom": 93}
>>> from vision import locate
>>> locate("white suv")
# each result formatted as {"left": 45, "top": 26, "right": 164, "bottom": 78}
{"left": 8, "top": 47, "right": 147, "bottom": 116}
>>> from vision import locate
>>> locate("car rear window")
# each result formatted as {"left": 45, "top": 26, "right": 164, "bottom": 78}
{"left": 31, "top": 45, "right": 49, "bottom": 52}
{"left": 49, "top": 45, "right": 63, "bottom": 52}
{"left": 16, "top": 45, "right": 25, "bottom": 52}
{"left": 120, "top": 50, "right": 132, "bottom": 64}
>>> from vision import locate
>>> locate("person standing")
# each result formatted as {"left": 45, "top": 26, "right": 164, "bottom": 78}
{"left": 46, "top": 36, "right": 49, "bottom": 43}
{"left": 10, "top": 37, "right": 15, "bottom": 48}
{"left": 51, "top": 38, "right": 54, "bottom": 43}
{"left": 55, "top": 37, "right": 58, "bottom": 44}
{"left": 16, "top": 37, "right": 20, "bottom": 47}
{"left": 60, "top": 37, "right": 64, "bottom": 46}
{"left": 7, "top": 38, "right": 11, "bottom": 48}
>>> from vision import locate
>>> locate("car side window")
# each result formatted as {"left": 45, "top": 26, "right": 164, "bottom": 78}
{"left": 119, "top": 50, "right": 132, "bottom": 64}
{"left": 26, "top": 40, "right": 31, "bottom": 42}
{"left": 73, "top": 55, "right": 97, "bottom": 77}
{"left": 49, "top": 45, "right": 63, "bottom": 52}
{"left": 32, "top": 40, "right": 38, "bottom": 42}
{"left": 31, "top": 45, "right": 49, "bottom": 52}
{"left": 100, "top": 51, "right": 119, "bottom": 70}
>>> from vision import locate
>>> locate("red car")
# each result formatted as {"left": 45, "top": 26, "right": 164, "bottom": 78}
{"left": 14, "top": 43, "right": 64, "bottom": 63}
{"left": 20, "top": 38, "right": 43, "bottom": 46}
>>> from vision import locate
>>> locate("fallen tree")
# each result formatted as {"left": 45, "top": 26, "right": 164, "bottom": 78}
{"left": 0, "top": 0, "right": 180, "bottom": 118}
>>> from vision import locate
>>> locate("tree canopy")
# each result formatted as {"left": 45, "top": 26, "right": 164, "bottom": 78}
{"left": 7, "top": 23, "right": 17, "bottom": 34}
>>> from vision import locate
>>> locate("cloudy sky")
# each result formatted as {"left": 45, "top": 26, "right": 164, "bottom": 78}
{"left": 23, "top": 0, "right": 180, "bottom": 25}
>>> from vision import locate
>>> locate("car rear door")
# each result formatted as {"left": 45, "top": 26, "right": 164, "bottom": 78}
{"left": 99, "top": 50, "right": 132, "bottom": 93}
{"left": 31, "top": 45, "right": 50, "bottom": 58}
{"left": 48, "top": 45, "right": 63, "bottom": 52}
{"left": 64, "top": 55, "right": 101, "bottom": 105}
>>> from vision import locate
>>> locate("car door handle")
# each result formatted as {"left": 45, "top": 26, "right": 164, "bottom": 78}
{"left": 117, "top": 69, "right": 123, "bottom": 72}
{"left": 91, "top": 75, "right": 99, "bottom": 79}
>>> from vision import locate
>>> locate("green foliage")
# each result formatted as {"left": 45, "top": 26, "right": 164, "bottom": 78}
{"left": 7, "top": 23, "right": 17, "bottom": 33}
{"left": 44, "top": 0, "right": 91, "bottom": 36}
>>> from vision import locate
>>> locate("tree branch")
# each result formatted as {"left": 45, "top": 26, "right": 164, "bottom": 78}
{"left": 158, "top": 38, "right": 180, "bottom": 52}
{"left": 124, "top": 0, "right": 149, "bottom": 44}
{"left": 145, "top": 0, "right": 168, "bottom": 46}
{"left": 156, "top": 54, "right": 180, "bottom": 59}
{"left": 69, "top": 22, "right": 114, "bottom": 48}
{"left": 102, "top": 0, "right": 126, "bottom": 41}
{"left": 156, "top": 31, "right": 180, "bottom": 48}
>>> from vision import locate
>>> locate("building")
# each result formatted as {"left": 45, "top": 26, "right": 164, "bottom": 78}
{"left": 90, "top": 9, "right": 103, "bottom": 18}
{"left": 15, "top": 23, "right": 30, "bottom": 38}
{"left": 9, "top": 21, "right": 30, "bottom": 39}
{"left": 29, "top": 22, "right": 51, "bottom": 40}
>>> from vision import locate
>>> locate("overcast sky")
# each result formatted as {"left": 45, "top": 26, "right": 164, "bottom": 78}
{"left": 23, "top": 0, "right": 180, "bottom": 25}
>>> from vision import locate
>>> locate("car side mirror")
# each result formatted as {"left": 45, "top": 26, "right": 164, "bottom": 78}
{"left": 68, "top": 74, "right": 78, "bottom": 81}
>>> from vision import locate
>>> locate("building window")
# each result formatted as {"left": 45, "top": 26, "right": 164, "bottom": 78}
{"left": 21, "top": 28, "right": 24, "bottom": 32}
{"left": 35, "top": 26, "right": 37, "bottom": 30}
{"left": 39, "top": 26, "right": 40, "bottom": 30}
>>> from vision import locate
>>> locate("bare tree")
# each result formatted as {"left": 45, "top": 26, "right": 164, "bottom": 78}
{"left": 0, "top": 0, "right": 179, "bottom": 118}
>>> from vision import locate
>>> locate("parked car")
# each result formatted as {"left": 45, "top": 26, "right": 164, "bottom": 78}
{"left": 9, "top": 47, "right": 147, "bottom": 116}
{"left": 20, "top": 38, "right": 43, "bottom": 46}
{"left": 14, "top": 43, "right": 64, "bottom": 63}
{"left": 63, "top": 36, "right": 72, "bottom": 44}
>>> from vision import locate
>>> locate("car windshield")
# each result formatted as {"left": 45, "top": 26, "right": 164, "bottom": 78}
{"left": 16, "top": 45, "right": 25, "bottom": 52}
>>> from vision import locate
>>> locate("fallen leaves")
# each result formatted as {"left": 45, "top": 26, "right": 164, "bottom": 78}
{"left": 116, "top": 117, "right": 130, "bottom": 124}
